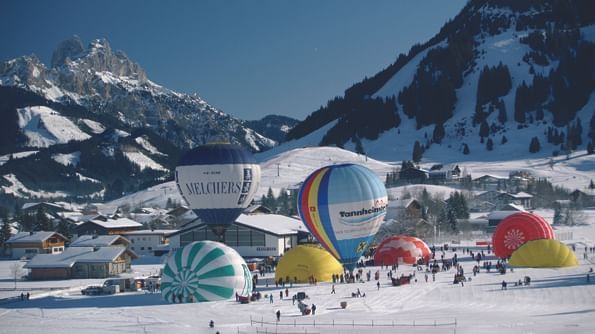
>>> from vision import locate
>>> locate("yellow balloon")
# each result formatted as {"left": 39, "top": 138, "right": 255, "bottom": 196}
{"left": 510, "top": 239, "right": 578, "bottom": 268}
{"left": 275, "top": 245, "right": 344, "bottom": 283}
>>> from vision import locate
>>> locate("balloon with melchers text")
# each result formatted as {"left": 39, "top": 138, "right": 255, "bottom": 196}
{"left": 297, "top": 164, "right": 388, "bottom": 271}
{"left": 175, "top": 143, "right": 261, "bottom": 238}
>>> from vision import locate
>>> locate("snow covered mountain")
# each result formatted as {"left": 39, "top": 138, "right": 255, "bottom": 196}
{"left": 0, "top": 37, "right": 294, "bottom": 205}
{"left": 0, "top": 36, "right": 276, "bottom": 152}
{"left": 283, "top": 0, "right": 595, "bottom": 164}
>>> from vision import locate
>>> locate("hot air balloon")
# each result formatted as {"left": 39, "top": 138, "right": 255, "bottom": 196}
{"left": 297, "top": 163, "right": 388, "bottom": 271}
{"left": 374, "top": 235, "right": 431, "bottom": 266}
{"left": 492, "top": 212, "right": 554, "bottom": 258}
{"left": 275, "top": 245, "right": 343, "bottom": 283}
{"left": 161, "top": 241, "right": 253, "bottom": 303}
{"left": 175, "top": 143, "right": 261, "bottom": 238}
{"left": 509, "top": 239, "right": 578, "bottom": 268}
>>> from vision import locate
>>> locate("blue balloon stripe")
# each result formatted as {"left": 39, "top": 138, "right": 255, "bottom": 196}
{"left": 318, "top": 167, "right": 340, "bottom": 260}
{"left": 177, "top": 144, "right": 256, "bottom": 166}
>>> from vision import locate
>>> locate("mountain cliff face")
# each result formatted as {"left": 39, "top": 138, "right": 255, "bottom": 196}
{"left": 0, "top": 37, "right": 297, "bottom": 205}
{"left": 284, "top": 0, "right": 595, "bottom": 162}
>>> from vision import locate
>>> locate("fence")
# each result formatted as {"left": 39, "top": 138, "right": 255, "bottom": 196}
{"left": 250, "top": 316, "right": 457, "bottom": 331}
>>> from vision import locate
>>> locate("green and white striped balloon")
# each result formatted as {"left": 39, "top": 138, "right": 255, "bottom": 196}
{"left": 161, "top": 241, "right": 252, "bottom": 303}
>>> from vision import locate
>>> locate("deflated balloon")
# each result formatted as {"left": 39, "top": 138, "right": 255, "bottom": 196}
{"left": 509, "top": 239, "right": 578, "bottom": 268}
{"left": 374, "top": 235, "right": 431, "bottom": 265}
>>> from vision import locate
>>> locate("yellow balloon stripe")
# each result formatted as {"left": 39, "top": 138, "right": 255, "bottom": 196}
{"left": 307, "top": 168, "right": 340, "bottom": 259}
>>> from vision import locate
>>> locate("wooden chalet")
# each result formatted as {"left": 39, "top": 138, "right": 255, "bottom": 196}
{"left": 24, "top": 246, "right": 137, "bottom": 280}
{"left": 6, "top": 231, "right": 68, "bottom": 259}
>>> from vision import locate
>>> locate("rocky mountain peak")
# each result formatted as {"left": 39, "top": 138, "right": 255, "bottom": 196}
{"left": 50, "top": 35, "right": 84, "bottom": 68}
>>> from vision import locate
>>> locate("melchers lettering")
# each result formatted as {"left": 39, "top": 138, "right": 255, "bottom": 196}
{"left": 185, "top": 181, "right": 242, "bottom": 195}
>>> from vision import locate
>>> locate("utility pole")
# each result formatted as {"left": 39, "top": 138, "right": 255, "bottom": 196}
{"left": 276, "top": 163, "right": 280, "bottom": 177}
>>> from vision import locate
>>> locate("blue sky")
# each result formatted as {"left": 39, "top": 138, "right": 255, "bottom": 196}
{"left": 1, "top": 0, "right": 466, "bottom": 121}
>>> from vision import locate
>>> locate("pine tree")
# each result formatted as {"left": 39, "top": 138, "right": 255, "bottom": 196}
{"left": 479, "top": 120, "right": 489, "bottom": 138}
{"left": 433, "top": 123, "right": 445, "bottom": 144}
{"left": 34, "top": 207, "right": 52, "bottom": 231}
{"left": 486, "top": 138, "right": 494, "bottom": 151}
{"left": 501, "top": 135, "right": 508, "bottom": 144}
{"left": 529, "top": 137, "right": 541, "bottom": 153}
{"left": 0, "top": 207, "right": 11, "bottom": 253}
{"left": 589, "top": 179, "right": 595, "bottom": 189}
{"left": 265, "top": 187, "right": 275, "bottom": 211}
{"left": 587, "top": 141, "right": 594, "bottom": 155}
{"left": 462, "top": 143, "right": 470, "bottom": 155}
{"left": 412, "top": 141, "right": 423, "bottom": 163}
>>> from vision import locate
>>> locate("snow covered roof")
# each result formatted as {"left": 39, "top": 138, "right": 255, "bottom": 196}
{"left": 123, "top": 229, "right": 178, "bottom": 236}
{"left": 70, "top": 235, "right": 129, "bottom": 247}
{"left": 6, "top": 231, "right": 66, "bottom": 244}
{"left": 473, "top": 174, "right": 508, "bottom": 181}
{"left": 22, "top": 202, "right": 68, "bottom": 211}
{"left": 487, "top": 205, "right": 525, "bottom": 220}
{"left": 236, "top": 213, "right": 306, "bottom": 236}
{"left": 87, "top": 218, "right": 143, "bottom": 229}
{"left": 389, "top": 199, "right": 419, "bottom": 209}
{"left": 24, "top": 246, "right": 130, "bottom": 268}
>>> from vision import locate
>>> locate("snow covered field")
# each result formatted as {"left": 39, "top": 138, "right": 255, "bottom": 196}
{"left": 1, "top": 233, "right": 594, "bottom": 334}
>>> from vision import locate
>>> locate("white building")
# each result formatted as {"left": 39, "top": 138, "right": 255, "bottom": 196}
{"left": 168, "top": 213, "right": 310, "bottom": 258}
{"left": 123, "top": 230, "right": 177, "bottom": 256}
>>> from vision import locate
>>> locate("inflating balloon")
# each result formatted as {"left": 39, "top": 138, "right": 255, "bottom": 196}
{"left": 175, "top": 143, "right": 261, "bottom": 237}
{"left": 275, "top": 245, "right": 343, "bottom": 283}
{"left": 161, "top": 241, "right": 252, "bottom": 303}
{"left": 298, "top": 163, "right": 388, "bottom": 271}
{"left": 374, "top": 235, "right": 431, "bottom": 265}
{"left": 509, "top": 239, "right": 577, "bottom": 268}
{"left": 492, "top": 212, "right": 554, "bottom": 258}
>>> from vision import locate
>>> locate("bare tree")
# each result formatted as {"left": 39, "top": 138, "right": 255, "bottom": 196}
{"left": 9, "top": 262, "right": 24, "bottom": 290}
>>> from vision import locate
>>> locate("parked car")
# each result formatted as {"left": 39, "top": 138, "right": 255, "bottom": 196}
{"left": 81, "top": 286, "right": 104, "bottom": 295}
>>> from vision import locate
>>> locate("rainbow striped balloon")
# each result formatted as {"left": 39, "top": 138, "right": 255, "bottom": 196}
{"left": 297, "top": 164, "right": 388, "bottom": 271}
{"left": 161, "top": 241, "right": 252, "bottom": 303}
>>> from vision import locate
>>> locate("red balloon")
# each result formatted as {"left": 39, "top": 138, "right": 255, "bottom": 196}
{"left": 374, "top": 235, "right": 431, "bottom": 265}
{"left": 492, "top": 212, "right": 554, "bottom": 258}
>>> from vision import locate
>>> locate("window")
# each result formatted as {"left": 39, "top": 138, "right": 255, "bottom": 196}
{"left": 252, "top": 230, "right": 265, "bottom": 247}
{"left": 148, "top": 247, "right": 152, "bottom": 250}
{"left": 140, "top": 247, "right": 145, "bottom": 250}
{"left": 237, "top": 226, "right": 251, "bottom": 246}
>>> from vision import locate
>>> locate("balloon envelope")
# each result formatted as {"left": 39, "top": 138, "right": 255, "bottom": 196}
{"left": 161, "top": 241, "right": 252, "bottom": 303}
{"left": 509, "top": 239, "right": 578, "bottom": 267}
{"left": 492, "top": 212, "right": 554, "bottom": 258}
{"left": 175, "top": 143, "right": 261, "bottom": 236}
{"left": 374, "top": 235, "right": 431, "bottom": 265}
{"left": 275, "top": 245, "right": 343, "bottom": 283}
{"left": 298, "top": 163, "right": 388, "bottom": 271}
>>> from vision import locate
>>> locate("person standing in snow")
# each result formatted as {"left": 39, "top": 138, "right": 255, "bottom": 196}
{"left": 331, "top": 284, "right": 336, "bottom": 294}
{"left": 376, "top": 281, "right": 380, "bottom": 290}
{"left": 311, "top": 304, "right": 316, "bottom": 315}
{"left": 269, "top": 293, "right": 273, "bottom": 303}
{"left": 276, "top": 310, "right": 281, "bottom": 321}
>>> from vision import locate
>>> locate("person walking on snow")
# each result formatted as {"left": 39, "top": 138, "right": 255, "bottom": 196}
{"left": 269, "top": 293, "right": 273, "bottom": 303}
{"left": 331, "top": 284, "right": 336, "bottom": 294}
{"left": 276, "top": 310, "right": 281, "bottom": 321}
{"left": 377, "top": 281, "right": 380, "bottom": 290}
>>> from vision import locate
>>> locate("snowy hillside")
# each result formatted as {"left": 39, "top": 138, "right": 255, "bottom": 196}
{"left": 17, "top": 106, "right": 91, "bottom": 147}
{"left": 103, "top": 146, "right": 594, "bottom": 214}
{"left": 282, "top": 0, "right": 595, "bottom": 166}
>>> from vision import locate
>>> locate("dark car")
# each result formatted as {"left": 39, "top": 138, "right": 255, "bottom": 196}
{"left": 81, "top": 286, "right": 103, "bottom": 295}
